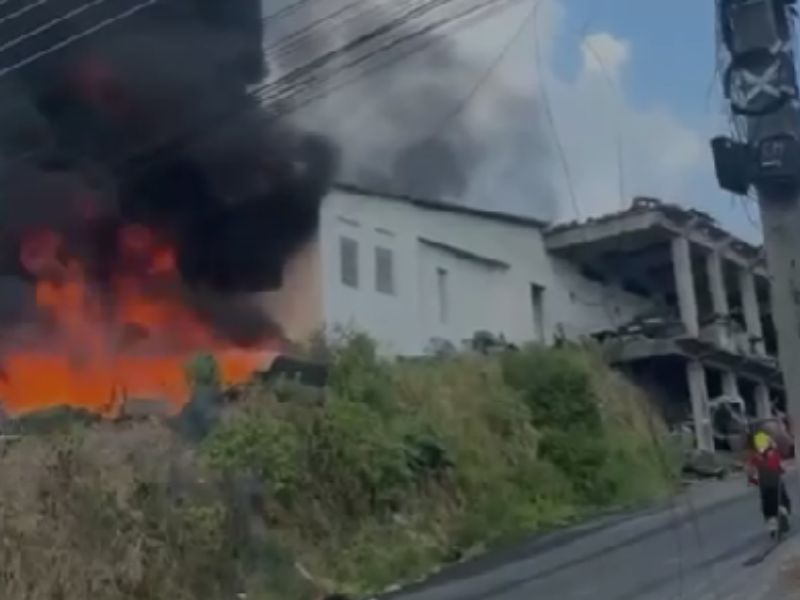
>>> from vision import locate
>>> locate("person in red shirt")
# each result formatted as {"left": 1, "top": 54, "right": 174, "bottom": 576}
{"left": 747, "top": 431, "right": 791, "bottom": 538}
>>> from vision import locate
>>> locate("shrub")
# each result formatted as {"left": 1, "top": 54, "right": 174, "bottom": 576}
{"left": 501, "top": 346, "right": 602, "bottom": 434}
{"left": 206, "top": 338, "right": 676, "bottom": 595}
{"left": 0, "top": 422, "right": 244, "bottom": 600}
{"left": 1, "top": 332, "right": 679, "bottom": 599}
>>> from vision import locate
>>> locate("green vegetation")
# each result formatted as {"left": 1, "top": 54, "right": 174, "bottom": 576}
{"left": 204, "top": 335, "right": 679, "bottom": 597}
{"left": 0, "top": 335, "right": 678, "bottom": 599}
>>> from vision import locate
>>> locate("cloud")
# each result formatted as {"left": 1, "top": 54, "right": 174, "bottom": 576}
{"left": 580, "top": 32, "right": 630, "bottom": 77}
{"left": 282, "top": 0, "right": 713, "bottom": 224}
{"left": 541, "top": 27, "right": 709, "bottom": 219}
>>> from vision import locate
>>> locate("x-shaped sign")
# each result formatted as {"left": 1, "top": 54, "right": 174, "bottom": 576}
{"left": 730, "top": 61, "right": 784, "bottom": 106}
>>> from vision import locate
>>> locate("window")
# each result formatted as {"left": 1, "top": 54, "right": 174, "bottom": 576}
{"left": 375, "top": 246, "right": 395, "bottom": 295}
{"left": 340, "top": 236, "right": 358, "bottom": 288}
{"left": 436, "top": 268, "right": 449, "bottom": 324}
{"left": 531, "top": 283, "right": 546, "bottom": 342}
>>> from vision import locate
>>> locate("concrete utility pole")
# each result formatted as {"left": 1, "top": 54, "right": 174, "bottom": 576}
{"left": 713, "top": 0, "right": 800, "bottom": 447}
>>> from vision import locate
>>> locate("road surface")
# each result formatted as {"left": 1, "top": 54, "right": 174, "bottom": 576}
{"left": 385, "top": 478, "right": 800, "bottom": 600}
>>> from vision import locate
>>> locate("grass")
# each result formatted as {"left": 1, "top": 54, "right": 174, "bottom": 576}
{"left": 0, "top": 335, "right": 679, "bottom": 599}
{"left": 202, "top": 336, "right": 679, "bottom": 596}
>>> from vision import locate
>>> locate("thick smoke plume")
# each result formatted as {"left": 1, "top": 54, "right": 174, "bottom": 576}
{"left": 286, "top": 0, "right": 557, "bottom": 219}
{"left": 0, "top": 0, "right": 338, "bottom": 347}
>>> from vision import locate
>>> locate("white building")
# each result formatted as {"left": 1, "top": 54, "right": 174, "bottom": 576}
{"left": 293, "top": 183, "right": 652, "bottom": 356}
{"left": 268, "top": 184, "right": 786, "bottom": 452}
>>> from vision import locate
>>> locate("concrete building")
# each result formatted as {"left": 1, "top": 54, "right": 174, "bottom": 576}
{"left": 547, "top": 197, "right": 783, "bottom": 451}
{"left": 273, "top": 185, "right": 785, "bottom": 451}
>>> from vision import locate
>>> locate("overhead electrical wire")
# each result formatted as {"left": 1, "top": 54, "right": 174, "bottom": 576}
{"left": 264, "top": 0, "right": 457, "bottom": 72}
{"left": 531, "top": 0, "right": 581, "bottom": 222}
{"left": 262, "top": 0, "right": 313, "bottom": 23}
{"left": 577, "top": 37, "right": 628, "bottom": 212}
{"left": 256, "top": 0, "right": 488, "bottom": 104}
{"left": 0, "top": 0, "right": 160, "bottom": 79}
{"left": 0, "top": 0, "right": 49, "bottom": 27}
{"left": 258, "top": 0, "right": 522, "bottom": 113}
{"left": 0, "top": 0, "right": 505, "bottom": 117}
{"left": 0, "top": 0, "right": 112, "bottom": 57}
{"left": 268, "top": 0, "right": 444, "bottom": 86}
{"left": 416, "top": 0, "right": 540, "bottom": 149}
{"left": 0, "top": 0, "right": 517, "bottom": 178}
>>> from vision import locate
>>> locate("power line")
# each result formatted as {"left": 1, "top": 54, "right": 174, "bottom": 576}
{"left": 262, "top": 0, "right": 312, "bottom": 23}
{"left": 577, "top": 36, "right": 629, "bottom": 212}
{"left": 265, "top": 0, "right": 376, "bottom": 57}
{"left": 0, "top": 0, "right": 114, "bottom": 57}
{"left": 0, "top": 0, "right": 487, "bottom": 112}
{"left": 0, "top": 0, "right": 49, "bottom": 28}
{"left": 0, "top": 0, "right": 159, "bottom": 79}
{"left": 419, "top": 0, "right": 540, "bottom": 146}
{"left": 257, "top": 0, "right": 518, "bottom": 113}
{"left": 257, "top": 0, "right": 474, "bottom": 102}
{"left": 741, "top": 194, "right": 762, "bottom": 230}
{"left": 531, "top": 0, "right": 581, "bottom": 221}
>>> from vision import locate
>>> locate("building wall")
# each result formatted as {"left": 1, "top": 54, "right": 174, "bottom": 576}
{"left": 319, "top": 190, "right": 556, "bottom": 354}
{"left": 261, "top": 237, "right": 324, "bottom": 343}
{"left": 549, "top": 258, "right": 659, "bottom": 341}
{"left": 317, "top": 189, "right": 659, "bottom": 355}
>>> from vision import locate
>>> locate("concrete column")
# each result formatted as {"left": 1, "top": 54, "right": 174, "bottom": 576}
{"left": 672, "top": 237, "right": 700, "bottom": 338}
{"left": 706, "top": 252, "right": 730, "bottom": 316}
{"left": 686, "top": 360, "right": 714, "bottom": 451}
{"left": 739, "top": 269, "right": 765, "bottom": 355}
{"left": 755, "top": 383, "right": 773, "bottom": 419}
{"left": 721, "top": 370, "right": 739, "bottom": 399}
{"left": 706, "top": 251, "right": 731, "bottom": 348}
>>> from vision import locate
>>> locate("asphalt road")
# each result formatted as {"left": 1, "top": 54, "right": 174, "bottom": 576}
{"left": 386, "top": 480, "right": 799, "bottom": 600}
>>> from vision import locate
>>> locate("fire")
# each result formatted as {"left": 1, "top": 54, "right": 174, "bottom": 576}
{"left": 0, "top": 225, "right": 276, "bottom": 416}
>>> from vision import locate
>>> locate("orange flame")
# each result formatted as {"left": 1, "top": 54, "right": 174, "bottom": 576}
{"left": 0, "top": 226, "right": 276, "bottom": 416}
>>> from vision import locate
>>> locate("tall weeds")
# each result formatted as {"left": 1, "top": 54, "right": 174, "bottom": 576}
{"left": 0, "top": 336, "right": 677, "bottom": 599}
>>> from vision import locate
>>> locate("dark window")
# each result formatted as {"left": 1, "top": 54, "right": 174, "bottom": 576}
{"left": 436, "top": 268, "right": 449, "bottom": 324}
{"left": 375, "top": 246, "right": 395, "bottom": 295}
{"left": 340, "top": 236, "right": 359, "bottom": 288}
{"left": 531, "top": 283, "right": 546, "bottom": 342}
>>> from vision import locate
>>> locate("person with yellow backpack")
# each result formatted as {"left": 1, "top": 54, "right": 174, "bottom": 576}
{"left": 747, "top": 431, "right": 791, "bottom": 538}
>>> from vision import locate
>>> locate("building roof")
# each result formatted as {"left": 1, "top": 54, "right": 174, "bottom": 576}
{"left": 332, "top": 182, "right": 550, "bottom": 230}
{"left": 548, "top": 196, "right": 764, "bottom": 259}
{"left": 332, "top": 185, "right": 766, "bottom": 272}
{"left": 546, "top": 196, "right": 768, "bottom": 277}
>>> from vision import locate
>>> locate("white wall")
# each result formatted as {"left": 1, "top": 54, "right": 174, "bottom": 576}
{"left": 318, "top": 189, "right": 658, "bottom": 355}
{"left": 416, "top": 241, "right": 515, "bottom": 350}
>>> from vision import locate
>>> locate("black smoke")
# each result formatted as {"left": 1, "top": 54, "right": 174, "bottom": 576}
{"left": 0, "top": 0, "right": 338, "bottom": 345}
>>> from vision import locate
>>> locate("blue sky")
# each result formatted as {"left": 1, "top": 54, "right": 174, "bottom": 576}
{"left": 288, "top": 0, "right": 761, "bottom": 241}
{"left": 556, "top": 0, "right": 717, "bottom": 121}
{"left": 551, "top": 0, "right": 759, "bottom": 240}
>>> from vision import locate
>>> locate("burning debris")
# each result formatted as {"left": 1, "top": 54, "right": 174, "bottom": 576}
{"left": 0, "top": 0, "right": 338, "bottom": 415}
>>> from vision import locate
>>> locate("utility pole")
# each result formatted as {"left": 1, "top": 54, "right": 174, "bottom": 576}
{"left": 712, "top": 0, "right": 800, "bottom": 449}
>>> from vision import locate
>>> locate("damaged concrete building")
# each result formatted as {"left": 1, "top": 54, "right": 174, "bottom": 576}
{"left": 275, "top": 187, "right": 784, "bottom": 452}
{"left": 547, "top": 197, "right": 782, "bottom": 452}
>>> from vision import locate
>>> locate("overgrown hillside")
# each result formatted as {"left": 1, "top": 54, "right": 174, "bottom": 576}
{"left": 0, "top": 337, "right": 679, "bottom": 599}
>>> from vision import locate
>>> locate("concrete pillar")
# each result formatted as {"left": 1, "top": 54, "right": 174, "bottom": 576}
{"left": 756, "top": 383, "right": 773, "bottom": 419}
{"left": 706, "top": 252, "right": 730, "bottom": 316}
{"left": 739, "top": 269, "right": 765, "bottom": 355}
{"left": 706, "top": 251, "right": 731, "bottom": 348}
{"left": 722, "top": 370, "right": 739, "bottom": 399}
{"left": 686, "top": 360, "right": 714, "bottom": 451}
{"left": 672, "top": 237, "right": 700, "bottom": 338}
